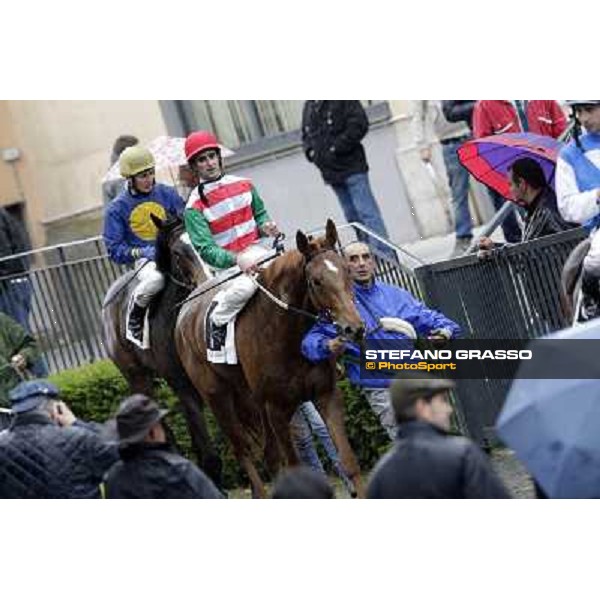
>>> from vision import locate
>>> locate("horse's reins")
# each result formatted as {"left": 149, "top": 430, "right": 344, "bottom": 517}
{"left": 250, "top": 274, "right": 322, "bottom": 323}
{"left": 252, "top": 245, "right": 352, "bottom": 326}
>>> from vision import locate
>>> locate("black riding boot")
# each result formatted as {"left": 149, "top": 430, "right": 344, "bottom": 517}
{"left": 206, "top": 301, "right": 227, "bottom": 350}
{"left": 128, "top": 302, "right": 146, "bottom": 343}
{"left": 581, "top": 271, "right": 600, "bottom": 321}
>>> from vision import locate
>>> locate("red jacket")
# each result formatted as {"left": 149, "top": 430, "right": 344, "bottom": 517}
{"left": 472, "top": 100, "right": 567, "bottom": 139}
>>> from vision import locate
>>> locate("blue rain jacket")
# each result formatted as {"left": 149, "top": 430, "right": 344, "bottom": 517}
{"left": 301, "top": 280, "right": 461, "bottom": 388}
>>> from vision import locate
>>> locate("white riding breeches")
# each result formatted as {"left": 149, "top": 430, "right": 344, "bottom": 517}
{"left": 211, "top": 273, "right": 258, "bottom": 327}
{"left": 583, "top": 229, "right": 600, "bottom": 278}
{"left": 133, "top": 260, "right": 165, "bottom": 307}
{"left": 210, "top": 244, "right": 272, "bottom": 327}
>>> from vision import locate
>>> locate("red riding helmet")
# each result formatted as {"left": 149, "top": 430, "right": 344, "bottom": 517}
{"left": 184, "top": 131, "right": 220, "bottom": 163}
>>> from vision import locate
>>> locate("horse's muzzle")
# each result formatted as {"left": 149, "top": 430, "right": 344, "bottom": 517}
{"left": 336, "top": 323, "right": 365, "bottom": 344}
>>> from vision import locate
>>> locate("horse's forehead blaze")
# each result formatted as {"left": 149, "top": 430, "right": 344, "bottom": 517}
{"left": 323, "top": 259, "right": 339, "bottom": 274}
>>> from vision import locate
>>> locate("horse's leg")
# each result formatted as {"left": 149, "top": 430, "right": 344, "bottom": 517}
{"left": 189, "top": 366, "right": 266, "bottom": 498}
{"left": 261, "top": 404, "right": 283, "bottom": 477}
{"left": 316, "top": 387, "right": 364, "bottom": 498}
{"left": 126, "top": 369, "right": 155, "bottom": 396}
{"left": 205, "top": 393, "right": 265, "bottom": 498}
{"left": 265, "top": 395, "right": 300, "bottom": 469}
{"left": 245, "top": 380, "right": 282, "bottom": 477}
{"left": 167, "top": 377, "right": 224, "bottom": 489}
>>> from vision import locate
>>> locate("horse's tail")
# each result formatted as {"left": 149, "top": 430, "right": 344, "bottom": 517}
{"left": 560, "top": 238, "right": 590, "bottom": 323}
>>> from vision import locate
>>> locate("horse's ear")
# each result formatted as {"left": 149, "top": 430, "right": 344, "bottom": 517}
{"left": 150, "top": 213, "right": 164, "bottom": 229}
{"left": 325, "top": 219, "right": 338, "bottom": 249}
{"left": 296, "top": 230, "right": 311, "bottom": 258}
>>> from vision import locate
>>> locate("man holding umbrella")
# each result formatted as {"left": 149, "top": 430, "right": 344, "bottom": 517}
{"left": 478, "top": 157, "right": 572, "bottom": 251}
{"left": 472, "top": 100, "right": 567, "bottom": 243}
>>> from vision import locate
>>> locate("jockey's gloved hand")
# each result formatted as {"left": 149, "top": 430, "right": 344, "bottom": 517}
{"left": 261, "top": 221, "right": 280, "bottom": 237}
{"left": 131, "top": 246, "right": 155, "bottom": 261}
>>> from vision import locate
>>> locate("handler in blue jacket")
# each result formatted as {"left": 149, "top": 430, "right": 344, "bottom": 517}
{"left": 301, "top": 241, "right": 460, "bottom": 439}
{"left": 103, "top": 145, "right": 184, "bottom": 345}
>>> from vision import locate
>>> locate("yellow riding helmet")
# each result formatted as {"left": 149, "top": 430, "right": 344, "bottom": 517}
{"left": 119, "top": 146, "right": 155, "bottom": 178}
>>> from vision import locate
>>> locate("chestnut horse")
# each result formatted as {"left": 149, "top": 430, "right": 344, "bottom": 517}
{"left": 102, "top": 215, "right": 223, "bottom": 487}
{"left": 175, "top": 220, "right": 365, "bottom": 497}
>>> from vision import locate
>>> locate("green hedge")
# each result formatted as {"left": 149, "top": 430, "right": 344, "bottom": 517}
{"left": 49, "top": 360, "right": 392, "bottom": 489}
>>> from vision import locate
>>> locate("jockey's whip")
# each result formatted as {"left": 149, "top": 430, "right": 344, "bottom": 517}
{"left": 102, "top": 259, "right": 151, "bottom": 309}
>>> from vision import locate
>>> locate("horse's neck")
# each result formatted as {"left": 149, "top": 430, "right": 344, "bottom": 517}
{"left": 263, "top": 252, "right": 308, "bottom": 305}
{"left": 258, "top": 253, "right": 312, "bottom": 328}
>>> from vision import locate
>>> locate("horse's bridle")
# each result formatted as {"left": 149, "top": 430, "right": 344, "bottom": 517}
{"left": 253, "top": 247, "right": 351, "bottom": 330}
{"left": 167, "top": 253, "right": 196, "bottom": 291}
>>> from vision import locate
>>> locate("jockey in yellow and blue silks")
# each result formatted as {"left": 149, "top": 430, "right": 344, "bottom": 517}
{"left": 103, "top": 145, "right": 185, "bottom": 345}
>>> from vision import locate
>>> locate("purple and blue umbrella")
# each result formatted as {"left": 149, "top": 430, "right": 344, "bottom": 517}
{"left": 457, "top": 132, "right": 563, "bottom": 201}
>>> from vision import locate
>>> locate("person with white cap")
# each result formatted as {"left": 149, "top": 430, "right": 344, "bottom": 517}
{"left": 556, "top": 101, "right": 600, "bottom": 319}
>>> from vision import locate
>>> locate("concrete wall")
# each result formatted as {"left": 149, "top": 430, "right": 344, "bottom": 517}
{"left": 388, "top": 100, "right": 494, "bottom": 239}
{"left": 0, "top": 104, "right": 22, "bottom": 205}
{"left": 230, "top": 117, "right": 421, "bottom": 244}
{"left": 0, "top": 100, "right": 168, "bottom": 246}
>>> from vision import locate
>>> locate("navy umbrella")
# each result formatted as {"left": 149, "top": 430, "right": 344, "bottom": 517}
{"left": 496, "top": 319, "right": 600, "bottom": 498}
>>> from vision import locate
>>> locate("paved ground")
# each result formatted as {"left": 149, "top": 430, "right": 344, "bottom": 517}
{"left": 398, "top": 225, "right": 507, "bottom": 264}
{"left": 230, "top": 447, "right": 535, "bottom": 499}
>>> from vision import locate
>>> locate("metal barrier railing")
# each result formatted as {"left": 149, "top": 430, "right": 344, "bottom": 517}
{"left": 414, "top": 226, "right": 587, "bottom": 444}
{"left": 0, "top": 237, "right": 126, "bottom": 373}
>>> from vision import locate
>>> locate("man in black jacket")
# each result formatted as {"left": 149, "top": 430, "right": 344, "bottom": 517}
{"left": 367, "top": 372, "right": 510, "bottom": 499}
{"left": 104, "top": 394, "right": 223, "bottom": 499}
{"left": 442, "top": 101, "right": 476, "bottom": 130}
{"left": 301, "top": 101, "right": 392, "bottom": 258}
{"left": 0, "top": 380, "right": 118, "bottom": 498}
